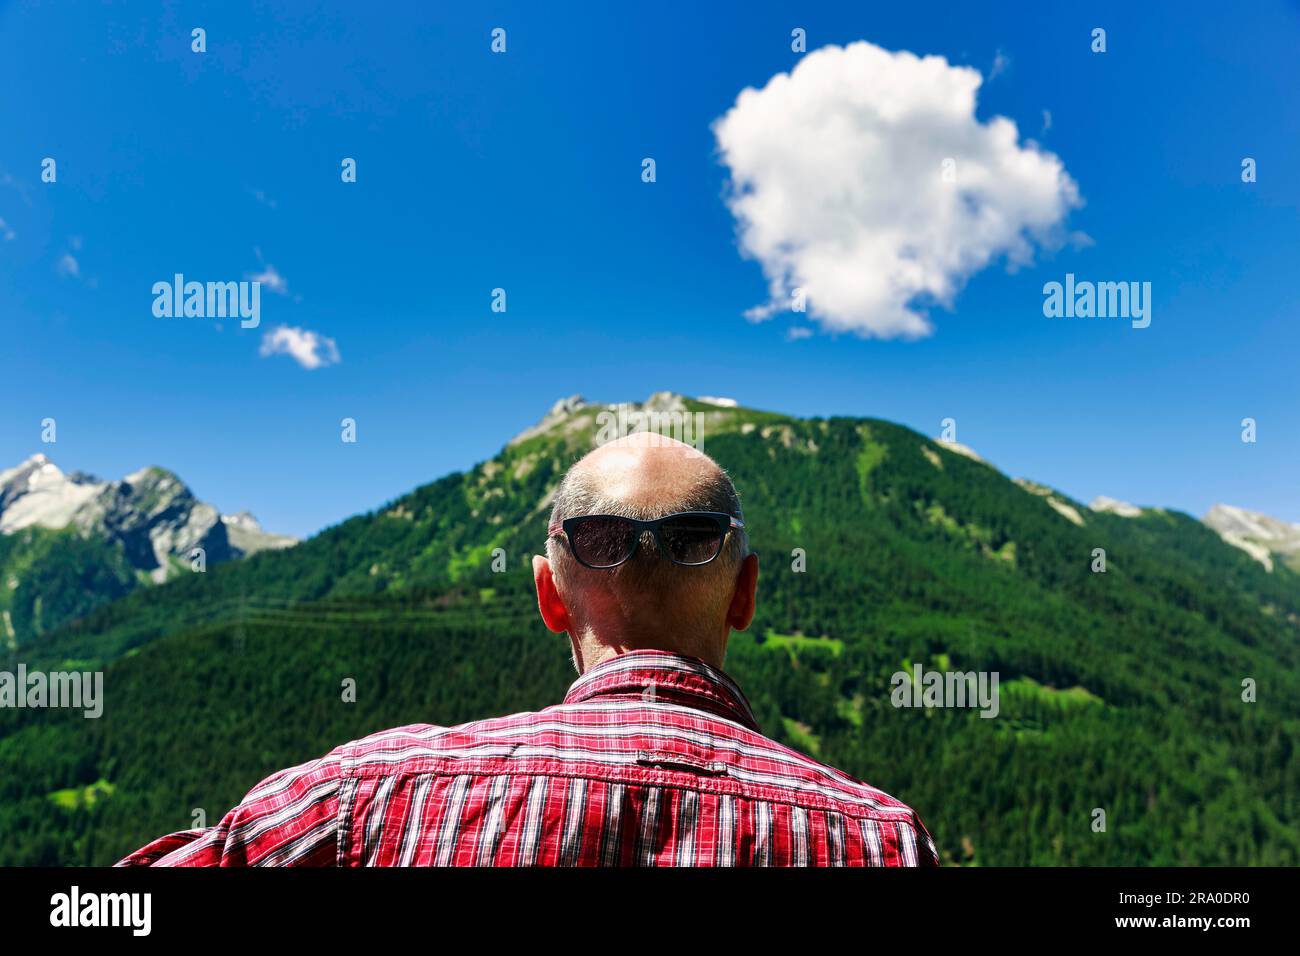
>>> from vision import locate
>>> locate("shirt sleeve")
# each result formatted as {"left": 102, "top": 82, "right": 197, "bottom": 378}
{"left": 115, "top": 749, "right": 346, "bottom": 867}
{"left": 908, "top": 811, "right": 941, "bottom": 866}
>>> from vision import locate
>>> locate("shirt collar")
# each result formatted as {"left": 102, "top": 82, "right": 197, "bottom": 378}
{"left": 563, "top": 649, "right": 761, "bottom": 732}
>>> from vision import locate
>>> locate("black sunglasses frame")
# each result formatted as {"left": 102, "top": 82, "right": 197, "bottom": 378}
{"left": 548, "top": 511, "right": 745, "bottom": 570}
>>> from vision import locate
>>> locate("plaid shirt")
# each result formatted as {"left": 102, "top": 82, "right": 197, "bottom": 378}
{"left": 117, "top": 650, "right": 938, "bottom": 867}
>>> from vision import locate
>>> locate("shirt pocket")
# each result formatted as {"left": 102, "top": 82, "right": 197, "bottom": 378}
{"left": 634, "top": 746, "right": 730, "bottom": 777}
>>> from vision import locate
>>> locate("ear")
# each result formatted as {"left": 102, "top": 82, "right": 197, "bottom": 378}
{"left": 725, "top": 553, "right": 760, "bottom": 632}
{"left": 533, "top": 554, "right": 572, "bottom": 634}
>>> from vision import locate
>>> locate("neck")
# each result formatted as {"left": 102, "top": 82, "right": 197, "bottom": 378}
{"left": 569, "top": 630, "right": 725, "bottom": 675}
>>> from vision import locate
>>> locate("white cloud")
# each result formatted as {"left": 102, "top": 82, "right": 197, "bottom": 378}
{"left": 259, "top": 325, "right": 340, "bottom": 370}
{"left": 249, "top": 263, "right": 288, "bottom": 295}
{"left": 0, "top": 217, "right": 14, "bottom": 241}
{"left": 712, "top": 40, "right": 1082, "bottom": 339}
{"left": 248, "top": 247, "right": 289, "bottom": 295}
{"left": 56, "top": 253, "right": 79, "bottom": 277}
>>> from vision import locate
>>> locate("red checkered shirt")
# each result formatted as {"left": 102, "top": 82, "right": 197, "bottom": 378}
{"left": 117, "top": 650, "right": 938, "bottom": 867}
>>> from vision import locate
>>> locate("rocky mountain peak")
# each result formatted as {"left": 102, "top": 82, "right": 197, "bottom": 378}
{"left": 1090, "top": 496, "right": 1143, "bottom": 517}
{"left": 1203, "top": 503, "right": 1300, "bottom": 573}
{"left": 0, "top": 454, "right": 296, "bottom": 581}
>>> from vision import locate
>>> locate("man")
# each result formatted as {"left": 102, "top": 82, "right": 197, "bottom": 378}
{"left": 119, "top": 433, "right": 937, "bottom": 866}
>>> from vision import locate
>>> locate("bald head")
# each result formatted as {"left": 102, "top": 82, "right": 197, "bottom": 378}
{"left": 533, "top": 433, "right": 759, "bottom": 672}
{"left": 557, "top": 433, "right": 744, "bottom": 537}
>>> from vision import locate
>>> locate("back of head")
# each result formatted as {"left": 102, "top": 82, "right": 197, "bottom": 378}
{"left": 545, "top": 433, "right": 750, "bottom": 664}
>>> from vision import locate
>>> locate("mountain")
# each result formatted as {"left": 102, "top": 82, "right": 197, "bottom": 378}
{"left": 0, "top": 454, "right": 294, "bottom": 647}
{"left": 1204, "top": 504, "right": 1300, "bottom": 574}
{"left": 1089, "top": 495, "right": 1145, "bottom": 518}
{"left": 1, "top": 395, "right": 1297, "bottom": 866}
{"left": 1090, "top": 498, "right": 1300, "bottom": 574}
{"left": 220, "top": 511, "right": 297, "bottom": 556}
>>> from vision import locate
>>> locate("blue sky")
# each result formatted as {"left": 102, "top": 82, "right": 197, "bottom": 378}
{"left": 1, "top": 1, "right": 1297, "bottom": 538}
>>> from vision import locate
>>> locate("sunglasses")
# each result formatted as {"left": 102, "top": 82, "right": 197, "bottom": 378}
{"left": 548, "top": 511, "right": 745, "bottom": 570}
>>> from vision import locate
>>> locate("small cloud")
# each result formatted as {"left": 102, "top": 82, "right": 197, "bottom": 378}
{"left": 259, "top": 325, "right": 340, "bottom": 370}
{"left": 786, "top": 327, "right": 814, "bottom": 341}
{"left": 989, "top": 49, "right": 1010, "bottom": 80}
{"left": 56, "top": 237, "right": 95, "bottom": 284}
{"left": 250, "top": 263, "right": 288, "bottom": 294}
{"left": 248, "top": 247, "right": 289, "bottom": 295}
{"left": 0, "top": 217, "right": 14, "bottom": 241}
{"left": 0, "top": 170, "right": 33, "bottom": 207}
{"left": 1041, "top": 109, "right": 1053, "bottom": 134}
{"left": 249, "top": 187, "right": 278, "bottom": 210}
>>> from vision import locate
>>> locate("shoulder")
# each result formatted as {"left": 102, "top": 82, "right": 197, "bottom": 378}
{"left": 732, "top": 727, "right": 939, "bottom": 862}
{"left": 768, "top": 735, "right": 917, "bottom": 815}
{"left": 329, "top": 710, "right": 546, "bottom": 775}
{"left": 124, "top": 743, "right": 356, "bottom": 867}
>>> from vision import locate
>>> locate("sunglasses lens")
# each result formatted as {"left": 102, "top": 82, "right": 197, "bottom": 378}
{"left": 660, "top": 515, "right": 726, "bottom": 565}
{"left": 569, "top": 517, "right": 638, "bottom": 568}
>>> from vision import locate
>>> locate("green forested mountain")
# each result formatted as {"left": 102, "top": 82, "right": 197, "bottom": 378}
{"left": 2, "top": 395, "right": 1297, "bottom": 866}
